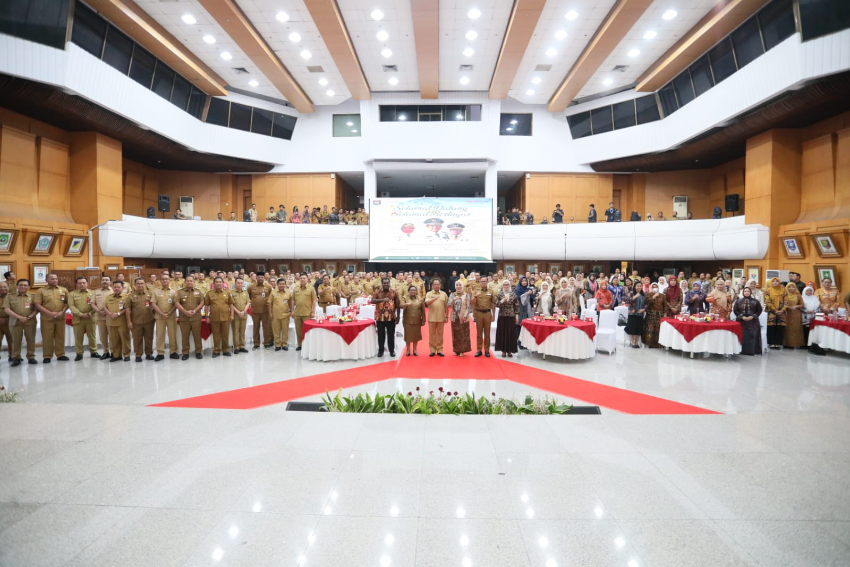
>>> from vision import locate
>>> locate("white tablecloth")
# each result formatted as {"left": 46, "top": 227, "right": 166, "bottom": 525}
{"left": 659, "top": 321, "right": 742, "bottom": 356}
{"left": 808, "top": 325, "right": 850, "bottom": 354}
{"left": 518, "top": 325, "right": 596, "bottom": 360}
{"left": 300, "top": 324, "right": 377, "bottom": 361}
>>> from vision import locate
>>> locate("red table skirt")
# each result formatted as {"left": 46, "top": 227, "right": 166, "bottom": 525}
{"left": 809, "top": 319, "right": 850, "bottom": 335}
{"left": 520, "top": 319, "right": 596, "bottom": 343}
{"left": 661, "top": 317, "right": 742, "bottom": 344}
{"left": 303, "top": 318, "right": 375, "bottom": 344}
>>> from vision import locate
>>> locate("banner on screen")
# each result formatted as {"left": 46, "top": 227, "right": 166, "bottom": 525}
{"left": 369, "top": 197, "right": 493, "bottom": 261}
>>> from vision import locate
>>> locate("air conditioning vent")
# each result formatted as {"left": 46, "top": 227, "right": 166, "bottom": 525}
{"left": 307, "top": 66, "right": 324, "bottom": 73}
{"left": 612, "top": 65, "right": 629, "bottom": 72}
{"left": 534, "top": 64, "right": 551, "bottom": 72}
{"left": 459, "top": 64, "right": 474, "bottom": 71}
{"left": 232, "top": 67, "right": 249, "bottom": 74}
{"left": 382, "top": 65, "right": 398, "bottom": 72}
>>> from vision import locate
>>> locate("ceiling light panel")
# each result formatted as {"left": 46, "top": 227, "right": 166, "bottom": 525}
{"left": 336, "top": 0, "right": 419, "bottom": 92}
{"left": 575, "top": 0, "right": 718, "bottom": 99}
{"left": 439, "top": 0, "right": 514, "bottom": 91}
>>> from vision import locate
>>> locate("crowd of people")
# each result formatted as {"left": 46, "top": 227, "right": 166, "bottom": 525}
{"left": 2, "top": 266, "right": 846, "bottom": 365}
{"left": 498, "top": 202, "right": 710, "bottom": 225}
{"left": 172, "top": 204, "right": 370, "bottom": 224}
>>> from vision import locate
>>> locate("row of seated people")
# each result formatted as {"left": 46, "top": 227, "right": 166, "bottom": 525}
{"left": 173, "top": 204, "right": 369, "bottom": 224}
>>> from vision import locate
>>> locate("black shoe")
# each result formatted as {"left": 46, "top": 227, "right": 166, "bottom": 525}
{"left": 196, "top": 353, "right": 202, "bottom": 360}
{"left": 275, "top": 347, "right": 281, "bottom": 352}
{"left": 252, "top": 346, "right": 260, "bottom": 350}
{"left": 28, "top": 359, "right": 37, "bottom": 365}
{"left": 282, "top": 346, "right": 288, "bottom": 351}
{"left": 233, "top": 350, "right": 240, "bottom": 355}
{"left": 212, "top": 353, "right": 220, "bottom": 358}
{"left": 91, "top": 352, "right": 101, "bottom": 359}
{"left": 474, "top": 351, "right": 482, "bottom": 357}
{"left": 182, "top": 355, "right": 189, "bottom": 361}
{"left": 102, "top": 354, "right": 111, "bottom": 362}
{"left": 11, "top": 360, "right": 20, "bottom": 367}
{"left": 74, "top": 354, "right": 83, "bottom": 361}
{"left": 155, "top": 355, "right": 164, "bottom": 362}
{"left": 170, "top": 353, "right": 180, "bottom": 360}
{"left": 377, "top": 351, "right": 384, "bottom": 358}
{"left": 389, "top": 352, "right": 395, "bottom": 357}
{"left": 264, "top": 345, "right": 272, "bottom": 350}
{"left": 43, "top": 358, "right": 51, "bottom": 364}
{"left": 223, "top": 352, "right": 231, "bottom": 356}
{"left": 437, "top": 352, "right": 444, "bottom": 357}
{"left": 57, "top": 356, "right": 69, "bottom": 361}
{"left": 146, "top": 355, "right": 154, "bottom": 360}
{"left": 296, "top": 346, "right": 302, "bottom": 351}
{"left": 135, "top": 357, "right": 142, "bottom": 362}
{"left": 430, "top": 353, "right": 436, "bottom": 357}
{"left": 240, "top": 348, "right": 249, "bottom": 353}
{"left": 123, "top": 357, "right": 130, "bottom": 362}
{"left": 110, "top": 357, "right": 121, "bottom": 362}
{"left": 484, "top": 351, "right": 490, "bottom": 358}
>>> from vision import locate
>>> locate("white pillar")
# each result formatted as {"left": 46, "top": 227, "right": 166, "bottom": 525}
{"left": 364, "top": 162, "right": 377, "bottom": 213}
{"left": 485, "top": 161, "right": 498, "bottom": 223}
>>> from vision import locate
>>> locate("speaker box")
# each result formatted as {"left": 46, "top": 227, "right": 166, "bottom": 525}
{"left": 158, "top": 195, "right": 170, "bottom": 212}
{"left": 725, "top": 194, "right": 739, "bottom": 212}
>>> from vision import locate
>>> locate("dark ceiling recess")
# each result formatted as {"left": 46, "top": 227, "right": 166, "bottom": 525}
{"left": 0, "top": 73, "right": 274, "bottom": 173}
{"left": 590, "top": 71, "right": 850, "bottom": 173}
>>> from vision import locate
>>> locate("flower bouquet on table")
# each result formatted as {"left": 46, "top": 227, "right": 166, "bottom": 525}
{"left": 338, "top": 315, "right": 352, "bottom": 324}
{"left": 557, "top": 315, "right": 567, "bottom": 325}
{"left": 689, "top": 315, "right": 712, "bottom": 323}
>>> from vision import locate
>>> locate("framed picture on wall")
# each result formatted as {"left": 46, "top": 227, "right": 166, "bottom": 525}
{"left": 591, "top": 265, "right": 604, "bottom": 274}
{"left": 31, "top": 262, "right": 52, "bottom": 287}
{"left": 572, "top": 265, "right": 584, "bottom": 275}
{"left": 256, "top": 264, "right": 267, "bottom": 274}
{"left": 504, "top": 264, "right": 516, "bottom": 274}
{"left": 0, "top": 229, "right": 19, "bottom": 255}
{"left": 346, "top": 264, "right": 356, "bottom": 273}
{"left": 765, "top": 269, "right": 781, "bottom": 281}
{"left": 187, "top": 265, "right": 200, "bottom": 275}
{"left": 30, "top": 233, "right": 58, "bottom": 256}
{"left": 232, "top": 263, "right": 243, "bottom": 272}
{"left": 325, "top": 263, "right": 337, "bottom": 274}
{"left": 174, "top": 264, "right": 186, "bottom": 274}
{"left": 781, "top": 236, "right": 805, "bottom": 259}
{"left": 662, "top": 268, "right": 676, "bottom": 277}
{"left": 302, "top": 264, "right": 313, "bottom": 274}
{"left": 0, "top": 261, "right": 16, "bottom": 279}
{"left": 811, "top": 234, "right": 841, "bottom": 258}
{"left": 278, "top": 264, "right": 289, "bottom": 274}
{"left": 747, "top": 266, "right": 760, "bottom": 283}
{"left": 65, "top": 236, "right": 88, "bottom": 257}
{"left": 548, "top": 264, "right": 561, "bottom": 275}
{"left": 732, "top": 268, "right": 744, "bottom": 280}
{"left": 814, "top": 266, "right": 838, "bottom": 288}
{"left": 527, "top": 264, "right": 538, "bottom": 274}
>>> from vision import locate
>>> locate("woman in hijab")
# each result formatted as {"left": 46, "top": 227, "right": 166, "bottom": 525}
{"left": 595, "top": 280, "right": 614, "bottom": 311}
{"left": 554, "top": 278, "right": 576, "bottom": 316}
{"left": 642, "top": 283, "right": 668, "bottom": 348}
{"left": 707, "top": 280, "right": 733, "bottom": 319}
{"left": 684, "top": 282, "right": 706, "bottom": 315}
{"left": 764, "top": 277, "right": 787, "bottom": 350}
{"left": 733, "top": 286, "right": 763, "bottom": 355}
{"left": 290, "top": 206, "right": 301, "bottom": 224}
{"left": 495, "top": 280, "right": 519, "bottom": 357}
{"left": 802, "top": 284, "right": 820, "bottom": 345}
{"left": 400, "top": 285, "right": 425, "bottom": 356}
{"left": 447, "top": 280, "right": 472, "bottom": 356}
{"left": 534, "top": 281, "right": 554, "bottom": 316}
{"left": 515, "top": 276, "right": 535, "bottom": 349}
{"left": 625, "top": 281, "right": 646, "bottom": 348}
{"left": 657, "top": 276, "right": 668, "bottom": 294}
{"left": 741, "top": 279, "right": 765, "bottom": 308}
{"left": 783, "top": 282, "right": 805, "bottom": 349}
{"left": 608, "top": 276, "right": 624, "bottom": 307}
{"left": 584, "top": 274, "right": 598, "bottom": 300}
{"left": 665, "top": 276, "right": 683, "bottom": 316}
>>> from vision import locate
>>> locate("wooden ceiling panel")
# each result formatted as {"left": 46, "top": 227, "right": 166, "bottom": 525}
{"left": 412, "top": 0, "right": 440, "bottom": 99}
{"left": 489, "top": 0, "right": 546, "bottom": 99}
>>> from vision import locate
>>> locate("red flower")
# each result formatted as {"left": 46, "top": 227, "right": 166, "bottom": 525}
{"left": 492, "top": 392, "right": 496, "bottom": 396}
{"left": 438, "top": 387, "right": 444, "bottom": 392}
{"left": 454, "top": 391, "right": 458, "bottom": 396}
{"left": 407, "top": 392, "right": 412, "bottom": 396}
{"left": 416, "top": 387, "right": 420, "bottom": 391}
{"left": 429, "top": 391, "right": 434, "bottom": 395}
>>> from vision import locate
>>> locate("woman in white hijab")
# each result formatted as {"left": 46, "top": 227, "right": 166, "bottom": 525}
{"left": 657, "top": 276, "right": 668, "bottom": 294}
{"left": 802, "top": 284, "right": 820, "bottom": 345}
{"left": 555, "top": 277, "right": 577, "bottom": 316}
{"left": 534, "top": 281, "right": 554, "bottom": 316}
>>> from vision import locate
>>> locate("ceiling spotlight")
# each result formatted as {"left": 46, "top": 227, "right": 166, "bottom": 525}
{"left": 389, "top": 77, "right": 399, "bottom": 85}
{"left": 202, "top": 35, "right": 216, "bottom": 44}
{"left": 248, "top": 80, "right": 259, "bottom": 87}
{"left": 459, "top": 76, "right": 470, "bottom": 85}
{"left": 300, "top": 50, "right": 312, "bottom": 59}
{"left": 289, "top": 32, "right": 301, "bottom": 42}
{"left": 603, "top": 77, "right": 613, "bottom": 85}
{"left": 346, "top": 121, "right": 353, "bottom": 126}
{"left": 326, "top": 90, "right": 335, "bottom": 96}
{"left": 381, "top": 48, "right": 392, "bottom": 58}
{"left": 463, "top": 47, "right": 474, "bottom": 57}
{"left": 181, "top": 14, "right": 196, "bottom": 24}
{"left": 643, "top": 30, "right": 657, "bottom": 39}
{"left": 554, "top": 30, "right": 567, "bottom": 40}
{"left": 456, "top": 114, "right": 463, "bottom": 120}
{"left": 531, "top": 77, "right": 541, "bottom": 84}
{"left": 319, "top": 78, "right": 329, "bottom": 86}
{"left": 526, "top": 89, "right": 535, "bottom": 95}
{"left": 510, "top": 119, "right": 518, "bottom": 124}
{"left": 371, "top": 9, "right": 384, "bottom": 20}
{"left": 565, "top": 10, "right": 579, "bottom": 20}
{"left": 275, "top": 12, "right": 290, "bottom": 23}
{"left": 376, "top": 30, "right": 389, "bottom": 41}
{"left": 220, "top": 52, "right": 232, "bottom": 60}
{"left": 398, "top": 114, "right": 407, "bottom": 121}
{"left": 545, "top": 48, "right": 557, "bottom": 57}
{"left": 468, "top": 8, "right": 481, "bottom": 19}
{"left": 465, "top": 30, "right": 478, "bottom": 41}
{"left": 628, "top": 48, "right": 640, "bottom": 57}
{"left": 506, "top": 127, "right": 514, "bottom": 131}
{"left": 662, "top": 9, "right": 678, "bottom": 20}
{"left": 351, "top": 129, "right": 358, "bottom": 133}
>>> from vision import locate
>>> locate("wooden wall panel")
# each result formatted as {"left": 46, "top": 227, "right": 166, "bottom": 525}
{"left": 837, "top": 129, "right": 850, "bottom": 219}
{"left": 523, "top": 174, "right": 613, "bottom": 223}
{"left": 799, "top": 134, "right": 837, "bottom": 220}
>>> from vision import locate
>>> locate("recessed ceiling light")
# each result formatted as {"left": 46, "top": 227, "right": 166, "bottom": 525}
{"left": 526, "top": 89, "right": 535, "bottom": 95}
{"left": 319, "top": 78, "right": 328, "bottom": 86}
{"left": 506, "top": 127, "right": 514, "bottom": 131}
{"left": 531, "top": 77, "right": 541, "bottom": 84}
{"left": 381, "top": 48, "right": 392, "bottom": 58}
{"left": 220, "top": 52, "right": 232, "bottom": 60}
{"left": 389, "top": 77, "right": 399, "bottom": 85}
{"left": 510, "top": 119, "right": 518, "bottom": 124}
{"left": 662, "top": 9, "right": 677, "bottom": 20}
{"left": 376, "top": 30, "right": 389, "bottom": 41}
{"left": 181, "top": 14, "right": 196, "bottom": 24}
{"left": 459, "top": 76, "right": 470, "bottom": 85}
{"left": 351, "top": 129, "right": 358, "bottom": 133}
{"left": 468, "top": 8, "right": 481, "bottom": 19}
{"left": 248, "top": 80, "right": 259, "bottom": 87}
{"left": 643, "top": 30, "right": 657, "bottom": 39}
{"left": 545, "top": 48, "right": 557, "bottom": 57}
{"left": 554, "top": 30, "right": 567, "bottom": 40}
{"left": 628, "top": 48, "right": 640, "bottom": 57}
{"left": 275, "top": 12, "right": 289, "bottom": 22}
{"left": 456, "top": 114, "right": 463, "bottom": 120}
{"left": 300, "top": 50, "right": 312, "bottom": 59}
{"left": 463, "top": 47, "right": 474, "bottom": 57}
{"left": 565, "top": 10, "right": 579, "bottom": 20}
{"left": 326, "top": 90, "right": 335, "bottom": 96}
{"left": 346, "top": 121, "right": 353, "bottom": 126}
{"left": 465, "top": 30, "right": 478, "bottom": 41}
{"left": 371, "top": 9, "right": 384, "bottom": 21}
{"left": 399, "top": 114, "right": 407, "bottom": 121}
{"left": 288, "top": 32, "right": 301, "bottom": 42}
{"left": 603, "top": 77, "right": 613, "bottom": 85}
{"left": 202, "top": 35, "right": 215, "bottom": 44}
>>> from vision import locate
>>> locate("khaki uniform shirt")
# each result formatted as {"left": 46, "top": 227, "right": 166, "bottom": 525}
{"left": 204, "top": 289, "right": 233, "bottom": 322}
{"left": 4, "top": 292, "right": 36, "bottom": 327}
{"left": 292, "top": 285, "right": 317, "bottom": 317}
{"left": 412, "top": 279, "right": 426, "bottom": 297}
{"left": 362, "top": 280, "right": 374, "bottom": 297}
{"left": 318, "top": 284, "right": 337, "bottom": 304}
{"left": 68, "top": 289, "right": 95, "bottom": 324}
{"left": 92, "top": 288, "right": 111, "bottom": 322}
{"left": 473, "top": 289, "right": 496, "bottom": 312}
{"left": 230, "top": 289, "right": 249, "bottom": 314}
{"left": 104, "top": 293, "right": 127, "bottom": 327}
{"left": 266, "top": 212, "right": 277, "bottom": 222}
{"left": 152, "top": 288, "right": 177, "bottom": 320}
{"left": 425, "top": 291, "right": 448, "bottom": 322}
{"left": 128, "top": 290, "right": 154, "bottom": 325}
{"left": 320, "top": 210, "right": 329, "bottom": 224}
{"left": 35, "top": 285, "right": 69, "bottom": 314}
{"left": 0, "top": 293, "right": 8, "bottom": 326}
{"left": 248, "top": 283, "right": 272, "bottom": 314}
{"left": 145, "top": 282, "right": 159, "bottom": 294}
{"left": 268, "top": 289, "right": 292, "bottom": 319}
{"left": 178, "top": 288, "right": 204, "bottom": 322}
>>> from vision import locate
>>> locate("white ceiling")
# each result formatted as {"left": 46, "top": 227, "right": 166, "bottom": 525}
{"left": 374, "top": 161, "right": 487, "bottom": 196}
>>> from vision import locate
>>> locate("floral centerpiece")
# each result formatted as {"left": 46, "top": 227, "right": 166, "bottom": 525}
{"left": 689, "top": 315, "right": 713, "bottom": 323}
{"left": 338, "top": 315, "right": 352, "bottom": 323}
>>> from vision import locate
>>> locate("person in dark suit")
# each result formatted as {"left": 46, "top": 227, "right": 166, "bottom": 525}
{"left": 604, "top": 202, "right": 617, "bottom": 222}
{"left": 587, "top": 204, "right": 597, "bottom": 223}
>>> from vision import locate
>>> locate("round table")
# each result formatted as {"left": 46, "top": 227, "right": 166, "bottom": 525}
{"left": 659, "top": 317, "right": 742, "bottom": 357}
{"left": 519, "top": 319, "right": 596, "bottom": 360}
{"left": 300, "top": 318, "right": 377, "bottom": 361}
{"left": 808, "top": 319, "right": 850, "bottom": 354}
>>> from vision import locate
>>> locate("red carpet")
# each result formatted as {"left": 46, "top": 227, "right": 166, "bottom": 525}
{"left": 150, "top": 318, "right": 720, "bottom": 414}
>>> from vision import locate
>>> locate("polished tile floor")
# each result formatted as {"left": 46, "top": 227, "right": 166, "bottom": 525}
{"left": 1, "top": 343, "right": 849, "bottom": 566}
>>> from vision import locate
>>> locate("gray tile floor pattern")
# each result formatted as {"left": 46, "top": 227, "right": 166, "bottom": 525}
{"left": 1, "top": 345, "right": 849, "bottom": 566}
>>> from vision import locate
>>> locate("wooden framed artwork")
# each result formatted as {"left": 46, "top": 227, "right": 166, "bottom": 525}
{"left": 527, "top": 264, "right": 538, "bottom": 274}
{"left": 278, "top": 264, "right": 289, "bottom": 274}
{"left": 233, "top": 263, "right": 243, "bottom": 272}
{"left": 591, "top": 264, "right": 604, "bottom": 274}
{"left": 187, "top": 265, "right": 200, "bottom": 275}
{"left": 811, "top": 234, "right": 842, "bottom": 258}
{"left": 747, "top": 265, "right": 760, "bottom": 283}
{"left": 302, "top": 264, "right": 313, "bottom": 274}
{"left": 814, "top": 265, "right": 838, "bottom": 288}
{"left": 781, "top": 236, "right": 805, "bottom": 259}
{"left": 31, "top": 262, "right": 52, "bottom": 287}
{"left": 662, "top": 268, "right": 676, "bottom": 276}
{"left": 504, "top": 264, "right": 516, "bottom": 274}
{"left": 548, "top": 264, "right": 561, "bottom": 275}
{"left": 0, "top": 229, "right": 19, "bottom": 255}
{"left": 325, "top": 263, "right": 337, "bottom": 274}
{"left": 732, "top": 268, "right": 744, "bottom": 280}
{"left": 0, "top": 261, "right": 16, "bottom": 279}
{"left": 345, "top": 264, "right": 355, "bottom": 273}
{"left": 30, "top": 232, "right": 58, "bottom": 256}
{"left": 256, "top": 264, "right": 267, "bottom": 274}
{"left": 572, "top": 265, "right": 584, "bottom": 275}
{"left": 65, "top": 235, "right": 88, "bottom": 257}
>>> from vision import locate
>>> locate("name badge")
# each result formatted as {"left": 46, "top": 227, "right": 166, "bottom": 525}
{"left": 24, "top": 302, "right": 31, "bottom": 309}
{"left": 194, "top": 291, "right": 200, "bottom": 296}
{"left": 261, "top": 293, "right": 265, "bottom": 298}
{"left": 168, "top": 298, "right": 172, "bottom": 304}
{"left": 60, "top": 295, "right": 65, "bottom": 301}
{"left": 86, "top": 297, "right": 91, "bottom": 304}
{"left": 118, "top": 303, "right": 124, "bottom": 309}
{"left": 145, "top": 300, "right": 150, "bottom": 307}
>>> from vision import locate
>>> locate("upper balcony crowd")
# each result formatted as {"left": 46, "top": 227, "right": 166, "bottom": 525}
{"left": 497, "top": 203, "right": 722, "bottom": 225}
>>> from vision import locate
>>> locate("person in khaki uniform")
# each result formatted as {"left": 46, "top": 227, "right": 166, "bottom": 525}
{"left": 127, "top": 278, "right": 154, "bottom": 362}
{"left": 424, "top": 280, "right": 449, "bottom": 356}
{"left": 292, "top": 274, "right": 317, "bottom": 350}
{"left": 34, "top": 273, "right": 70, "bottom": 362}
{"left": 230, "top": 278, "right": 250, "bottom": 354}
{"left": 472, "top": 276, "right": 496, "bottom": 357}
{"left": 68, "top": 277, "right": 99, "bottom": 360}
{"left": 0, "top": 281, "right": 11, "bottom": 360}
{"left": 317, "top": 275, "right": 339, "bottom": 312}
{"left": 268, "top": 280, "right": 292, "bottom": 350}
{"left": 145, "top": 274, "right": 159, "bottom": 294}
{"left": 152, "top": 274, "right": 179, "bottom": 361}
{"left": 204, "top": 277, "right": 233, "bottom": 357}
{"left": 90, "top": 276, "right": 112, "bottom": 360}
{"left": 4, "top": 279, "right": 38, "bottom": 366}
{"left": 176, "top": 276, "right": 205, "bottom": 360}
{"left": 104, "top": 281, "right": 131, "bottom": 361}
{"left": 248, "top": 275, "right": 273, "bottom": 349}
